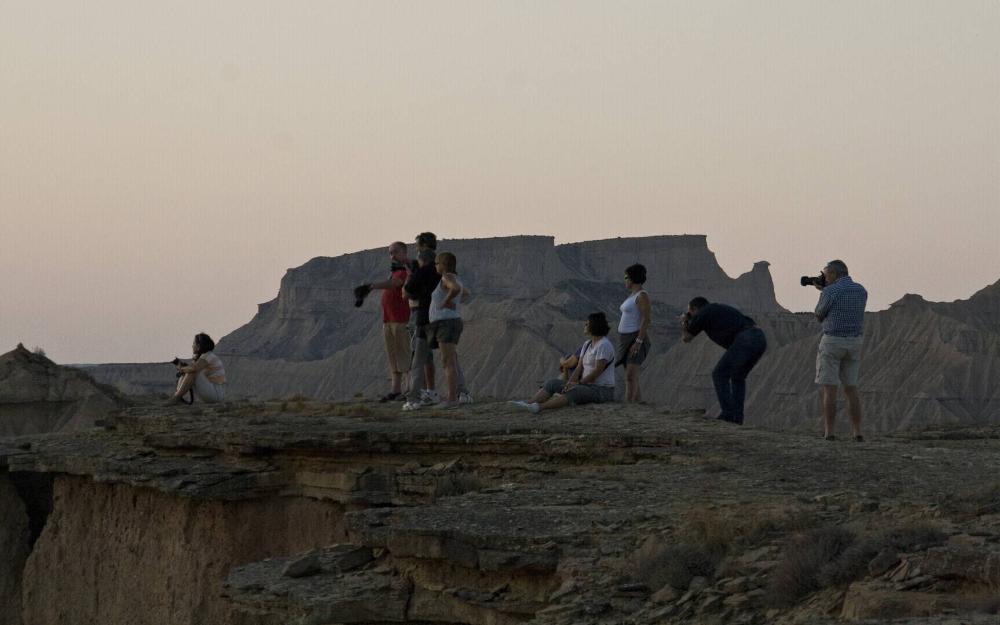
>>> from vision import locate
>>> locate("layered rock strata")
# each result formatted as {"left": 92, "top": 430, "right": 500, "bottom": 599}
{"left": 4, "top": 400, "right": 1000, "bottom": 624}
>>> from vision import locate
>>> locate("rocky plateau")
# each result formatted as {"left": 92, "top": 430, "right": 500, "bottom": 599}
{"left": 3, "top": 398, "right": 1000, "bottom": 624}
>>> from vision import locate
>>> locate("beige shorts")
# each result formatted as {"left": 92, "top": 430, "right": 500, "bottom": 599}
{"left": 383, "top": 322, "right": 412, "bottom": 375}
{"left": 815, "top": 334, "right": 863, "bottom": 386}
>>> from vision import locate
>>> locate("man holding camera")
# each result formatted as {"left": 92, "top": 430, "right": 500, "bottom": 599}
{"left": 363, "top": 241, "right": 412, "bottom": 401}
{"left": 681, "top": 297, "right": 767, "bottom": 425}
{"left": 812, "top": 260, "right": 868, "bottom": 441}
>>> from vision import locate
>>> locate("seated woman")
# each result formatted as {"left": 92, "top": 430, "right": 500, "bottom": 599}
{"left": 164, "top": 333, "right": 226, "bottom": 405}
{"left": 512, "top": 312, "right": 616, "bottom": 413}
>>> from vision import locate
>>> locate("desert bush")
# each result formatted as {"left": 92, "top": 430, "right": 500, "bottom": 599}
{"left": 766, "top": 526, "right": 856, "bottom": 607}
{"left": 817, "top": 524, "right": 945, "bottom": 587}
{"left": 630, "top": 537, "right": 721, "bottom": 590}
{"left": 680, "top": 505, "right": 816, "bottom": 554}
{"left": 939, "top": 482, "right": 1000, "bottom": 517}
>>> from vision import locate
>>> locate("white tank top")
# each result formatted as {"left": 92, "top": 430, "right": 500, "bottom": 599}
{"left": 429, "top": 275, "right": 462, "bottom": 322}
{"left": 618, "top": 290, "right": 645, "bottom": 333}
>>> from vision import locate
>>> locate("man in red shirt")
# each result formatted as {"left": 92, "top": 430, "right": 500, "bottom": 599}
{"left": 367, "top": 241, "right": 412, "bottom": 401}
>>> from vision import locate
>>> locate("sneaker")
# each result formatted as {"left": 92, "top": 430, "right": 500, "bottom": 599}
{"left": 458, "top": 392, "right": 474, "bottom": 405}
{"left": 419, "top": 390, "right": 440, "bottom": 405}
{"left": 378, "top": 392, "right": 401, "bottom": 403}
{"left": 401, "top": 401, "right": 423, "bottom": 411}
{"left": 507, "top": 400, "right": 527, "bottom": 407}
{"left": 514, "top": 401, "right": 540, "bottom": 414}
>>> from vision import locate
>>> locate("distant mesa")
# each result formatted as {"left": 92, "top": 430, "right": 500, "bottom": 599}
{"left": 79, "top": 235, "right": 1000, "bottom": 433}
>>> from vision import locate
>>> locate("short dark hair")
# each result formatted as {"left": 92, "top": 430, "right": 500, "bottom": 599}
{"left": 625, "top": 263, "right": 647, "bottom": 285}
{"left": 194, "top": 333, "right": 215, "bottom": 354}
{"left": 416, "top": 232, "right": 437, "bottom": 250}
{"left": 587, "top": 312, "right": 611, "bottom": 337}
{"left": 689, "top": 296, "right": 709, "bottom": 310}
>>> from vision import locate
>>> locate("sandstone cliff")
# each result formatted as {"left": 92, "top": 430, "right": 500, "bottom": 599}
{"left": 4, "top": 400, "right": 1000, "bottom": 624}
{"left": 0, "top": 345, "right": 126, "bottom": 437}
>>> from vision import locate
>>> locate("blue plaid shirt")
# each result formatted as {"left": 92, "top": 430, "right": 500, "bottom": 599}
{"left": 815, "top": 276, "right": 867, "bottom": 337}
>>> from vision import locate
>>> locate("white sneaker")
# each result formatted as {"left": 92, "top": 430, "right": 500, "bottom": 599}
{"left": 458, "top": 392, "right": 474, "bottom": 404}
{"left": 402, "top": 401, "right": 423, "bottom": 411}
{"left": 512, "top": 401, "right": 540, "bottom": 414}
{"left": 508, "top": 400, "right": 527, "bottom": 407}
{"left": 420, "top": 390, "right": 440, "bottom": 405}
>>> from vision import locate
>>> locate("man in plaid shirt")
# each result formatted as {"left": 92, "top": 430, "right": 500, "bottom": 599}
{"left": 814, "top": 259, "right": 868, "bottom": 441}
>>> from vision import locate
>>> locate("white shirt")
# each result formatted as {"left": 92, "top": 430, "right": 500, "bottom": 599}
{"left": 619, "top": 290, "right": 645, "bottom": 333}
{"left": 578, "top": 337, "right": 616, "bottom": 387}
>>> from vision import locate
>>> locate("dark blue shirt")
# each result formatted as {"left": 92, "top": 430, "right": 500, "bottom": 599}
{"left": 687, "top": 303, "right": 756, "bottom": 349}
{"left": 815, "top": 276, "right": 867, "bottom": 337}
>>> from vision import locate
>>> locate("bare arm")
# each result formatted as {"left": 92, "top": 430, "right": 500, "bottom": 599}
{"left": 579, "top": 359, "right": 609, "bottom": 384}
{"left": 441, "top": 273, "right": 462, "bottom": 309}
{"left": 179, "top": 358, "right": 208, "bottom": 374}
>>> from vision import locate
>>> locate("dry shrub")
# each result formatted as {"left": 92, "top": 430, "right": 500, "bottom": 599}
{"left": 939, "top": 482, "right": 1000, "bottom": 517}
{"left": 766, "top": 526, "right": 855, "bottom": 607}
{"left": 817, "top": 524, "right": 945, "bottom": 587}
{"left": 630, "top": 537, "right": 721, "bottom": 590}
{"left": 680, "top": 505, "right": 816, "bottom": 554}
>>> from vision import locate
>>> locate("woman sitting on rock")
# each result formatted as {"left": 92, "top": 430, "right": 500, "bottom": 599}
{"left": 511, "top": 312, "right": 617, "bottom": 413}
{"left": 165, "top": 333, "right": 226, "bottom": 405}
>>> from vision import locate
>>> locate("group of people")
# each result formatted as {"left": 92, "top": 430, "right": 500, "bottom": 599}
{"left": 164, "top": 240, "right": 869, "bottom": 440}
{"left": 364, "top": 232, "right": 473, "bottom": 410}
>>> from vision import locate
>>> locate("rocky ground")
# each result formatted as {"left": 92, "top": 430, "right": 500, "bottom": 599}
{"left": 3, "top": 398, "right": 1000, "bottom": 624}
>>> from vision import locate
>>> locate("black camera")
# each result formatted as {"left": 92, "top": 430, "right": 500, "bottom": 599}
{"left": 171, "top": 357, "right": 185, "bottom": 367}
{"left": 800, "top": 274, "right": 827, "bottom": 288}
{"left": 353, "top": 284, "right": 372, "bottom": 307}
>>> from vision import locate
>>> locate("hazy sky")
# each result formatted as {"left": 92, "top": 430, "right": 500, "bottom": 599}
{"left": 2, "top": 1, "right": 998, "bottom": 363}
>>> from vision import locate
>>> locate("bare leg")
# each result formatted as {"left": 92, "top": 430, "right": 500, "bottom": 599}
{"left": 538, "top": 394, "right": 570, "bottom": 411}
{"left": 530, "top": 389, "right": 553, "bottom": 404}
{"left": 425, "top": 361, "right": 435, "bottom": 391}
{"left": 439, "top": 343, "right": 458, "bottom": 401}
{"left": 844, "top": 385, "right": 863, "bottom": 438}
{"left": 822, "top": 384, "right": 838, "bottom": 437}
{"left": 175, "top": 372, "right": 197, "bottom": 397}
{"left": 626, "top": 363, "right": 641, "bottom": 403}
{"left": 390, "top": 371, "right": 402, "bottom": 395}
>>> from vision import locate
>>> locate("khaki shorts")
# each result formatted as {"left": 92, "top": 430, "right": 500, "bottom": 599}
{"left": 815, "top": 334, "right": 863, "bottom": 386}
{"left": 383, "top": 322, "right": 412, "bottom": 375}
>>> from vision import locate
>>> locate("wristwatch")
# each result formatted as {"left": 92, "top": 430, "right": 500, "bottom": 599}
{"left": 635, "top": 338, "right": 643, "bottom": 344}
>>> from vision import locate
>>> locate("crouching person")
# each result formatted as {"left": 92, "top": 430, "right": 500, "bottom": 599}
{"left": 512, "top": 312, "right": 616, "bottom": 414}
{"left": 165, "top": 333, "right": 226, "bottom": 405}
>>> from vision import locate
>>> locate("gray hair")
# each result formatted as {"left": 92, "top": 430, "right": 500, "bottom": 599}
{"left": 827, "top": 259, "right": 849, "bottom": 277}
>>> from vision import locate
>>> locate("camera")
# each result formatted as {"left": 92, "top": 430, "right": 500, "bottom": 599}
{"left": 353, "top": 284, "right": 372, "bottom": 307}
{"left": 800, "top": 274, "right": 827, "bottom": 288}
{"left": 171, "top": 357, "right": 185, "bottom": 367}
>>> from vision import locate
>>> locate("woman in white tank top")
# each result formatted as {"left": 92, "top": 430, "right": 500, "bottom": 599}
{"left": 165, "top": 333, "right": 227, "bottom": 405}
{"left": 618, "top": 264, "right": 651, "bottom": 403}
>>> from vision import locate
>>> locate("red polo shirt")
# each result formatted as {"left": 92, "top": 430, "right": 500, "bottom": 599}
{"left": 381, "top": 267, "right": 411, "bottom": 323}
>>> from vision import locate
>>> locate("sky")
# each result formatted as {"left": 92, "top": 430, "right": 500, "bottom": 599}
{"left": 1, "top": 1, "right": 998, "bottom": 364}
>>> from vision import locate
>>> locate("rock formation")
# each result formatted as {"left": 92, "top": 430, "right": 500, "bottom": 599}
{"left": 3, "top": 399, "right": 1000, "bottom": 624}
{"left": 82, "top": 237, "right": 1000, "bottom": 433}
{"left": 0, "top": 345, "right": 126, "bottom": 437}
